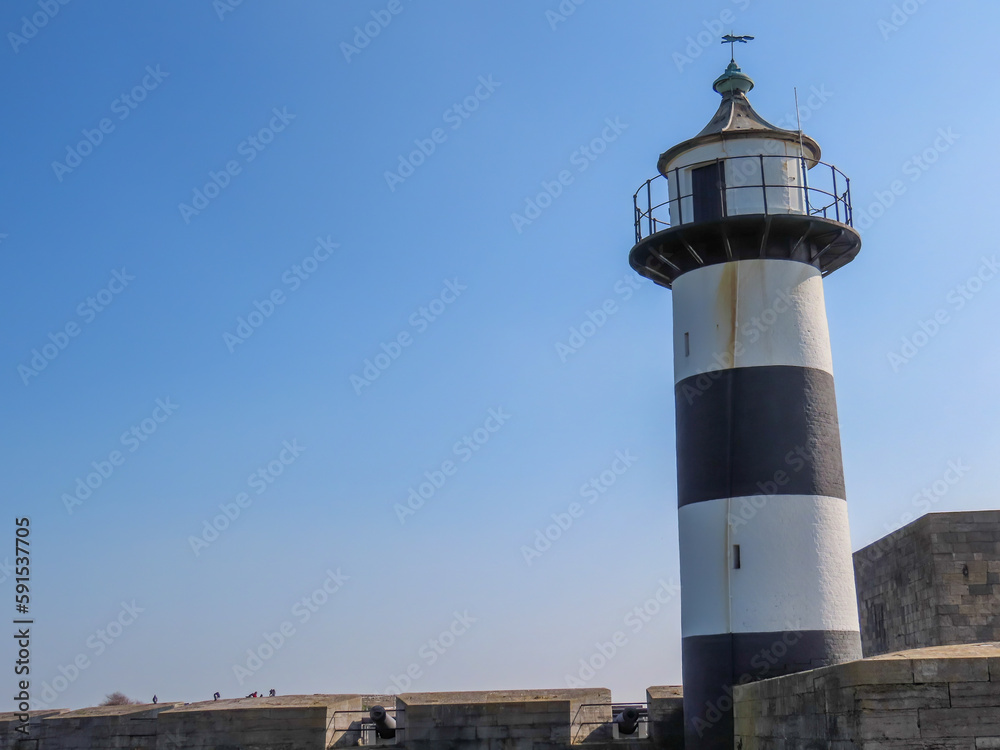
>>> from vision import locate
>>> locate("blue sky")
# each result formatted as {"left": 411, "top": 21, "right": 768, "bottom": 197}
{"left": 2, "top": 0, "right": 998, "bottom": 709}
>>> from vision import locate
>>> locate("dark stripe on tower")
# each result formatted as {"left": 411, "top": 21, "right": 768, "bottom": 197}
{"left": 681, "top": 630, "right": 863, "bottom": 750}
{"left": 675, "top": 365, "right": 845, "bottom": 507}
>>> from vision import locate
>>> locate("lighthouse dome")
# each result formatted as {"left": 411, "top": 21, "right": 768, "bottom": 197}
{"left": 659, "top": 60, "right": 821, "bottom": 173}
{"left": 650, "top": 60, "right": 828, "bottom": 228}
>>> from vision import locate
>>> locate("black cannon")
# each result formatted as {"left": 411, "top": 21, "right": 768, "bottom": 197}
{"left": 369, "top": 705, "right": 396, "bottom": 739}
{"left": 615, "top": 706, "right": 640, "bottom": 736}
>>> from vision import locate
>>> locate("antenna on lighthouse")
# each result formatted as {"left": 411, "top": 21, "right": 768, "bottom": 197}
{"left": 794, "top": 85, "right": 811, "bottom": 163}
{"left": 795, "top": 86, "right": 811, "bottom": 203}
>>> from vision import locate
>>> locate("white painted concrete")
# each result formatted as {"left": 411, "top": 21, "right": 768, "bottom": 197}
{"left": 662, "top": 138, "right": 812, "bottom": 224}
{"left": 672, "top": 259, "right": 834, "bottom": 384}
{"left": 679, "top": 495, "right": 860, "bottom": 637}
{"left": 678, "top": 497, "right": 731, "bottom": 637}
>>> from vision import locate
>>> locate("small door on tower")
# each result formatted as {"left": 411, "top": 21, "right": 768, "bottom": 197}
{"left": 691, "top": 162, "right": 726, "bottom": 223}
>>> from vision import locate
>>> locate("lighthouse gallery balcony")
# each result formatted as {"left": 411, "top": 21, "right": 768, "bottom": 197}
{"left": 629, "top": 154, "right": 861, "bottom": 289}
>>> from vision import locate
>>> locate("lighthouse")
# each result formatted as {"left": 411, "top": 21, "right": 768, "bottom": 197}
{"left": 628, "top": 51, "right": 863, "bottom": 749}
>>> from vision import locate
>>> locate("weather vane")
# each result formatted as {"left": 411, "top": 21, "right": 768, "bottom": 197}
{"left": 721, "top": 33, "right": 754, "bottom": 62}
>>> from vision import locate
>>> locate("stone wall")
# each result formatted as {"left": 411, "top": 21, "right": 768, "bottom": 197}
{"left": 4, "top": 688, "right": 684, "bottom": 750}
{"left": 734, "top": 642, "right": 1000, "bottom": 749}
{"left": 155, "top": 694, "right": 362, "bottom": 749}
{"left": 395, "top": 688, "right": 611, "bottom": 748}
{"left": 853, "top": 510, "right": 1000, "bottom": 656}
{"left": 0, "top": 710, "right": 65, "bottom": 750}
{"left": 36, "top": 703, "right": 182, "bottom": 750}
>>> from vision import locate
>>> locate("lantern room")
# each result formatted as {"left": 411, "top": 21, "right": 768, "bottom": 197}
{"left": 629, "top": 59, "right": 861, "bottom": 289}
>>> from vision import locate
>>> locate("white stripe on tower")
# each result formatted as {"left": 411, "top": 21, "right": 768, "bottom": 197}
{"left": 678, "top": 494, "right": 859, "bottom": 636}
{"left": 671, "top": 259, "right": 834, "bottom": 383}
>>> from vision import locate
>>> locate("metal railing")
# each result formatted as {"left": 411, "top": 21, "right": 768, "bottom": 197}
{"left": 633, "top": 154, "right": 854, "bottom": 244}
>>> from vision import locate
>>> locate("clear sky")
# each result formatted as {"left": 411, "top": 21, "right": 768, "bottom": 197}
{"left": 2, "top": 0, "right": 998, "bottom": 710}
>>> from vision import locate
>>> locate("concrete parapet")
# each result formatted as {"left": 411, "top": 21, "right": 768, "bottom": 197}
{"left": 0, "top": 710, "right": 67, "bottom": 750}
{"left": 155, "top": 694, "right": 362, "bottom": 749}
{"left": 645, "top": 686, "right": 683, "bottom": 747}
{"left": 39, "top": 703, "right": 182, "bottom": 750}
{"left": 0, "top": 688, "right": 694, "bottom": 749}
{"left": 396, "top": 688, "right": 612, "bottom": 748}
{"left": 734, "top": 642, "right": 1000, "bottom": 749}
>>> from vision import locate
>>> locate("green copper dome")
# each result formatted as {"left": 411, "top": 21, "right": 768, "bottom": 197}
{"left": 712, "top": 60, "right": 754, "bottom": 95}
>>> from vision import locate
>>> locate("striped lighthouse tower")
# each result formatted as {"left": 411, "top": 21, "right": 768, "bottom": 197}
{"left": 628, "top": 53, "right": 863, "bottom": 749}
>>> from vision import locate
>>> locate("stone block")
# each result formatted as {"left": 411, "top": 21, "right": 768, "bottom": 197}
{"left": 645, "top": 685, "right": 683, "bottom": 746}
{"left": 818, "top": 686, "right": 856, "bottom": 716}
{"left": 863, "top": 741, "right": 975, "bottom": 750}
{"left": 914, "top": 658, "right": 990, "bottom": 683}
{"left": 854, "top": 682, "right": 950, "bottom": 710}
{"left": 949, "top": 681, "right": 1000, "bottom": 707}
{"left": 855, "top": 709, "right": 921, "bottom": 740}
{"left": 475, "top": 724, "right": 510, "bottom": 739}
{"left": 919, "top": 708, "right": 1000, "bottom": 737}
{"left": 814, "top": 657, "right": 914, "bottom": 688}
